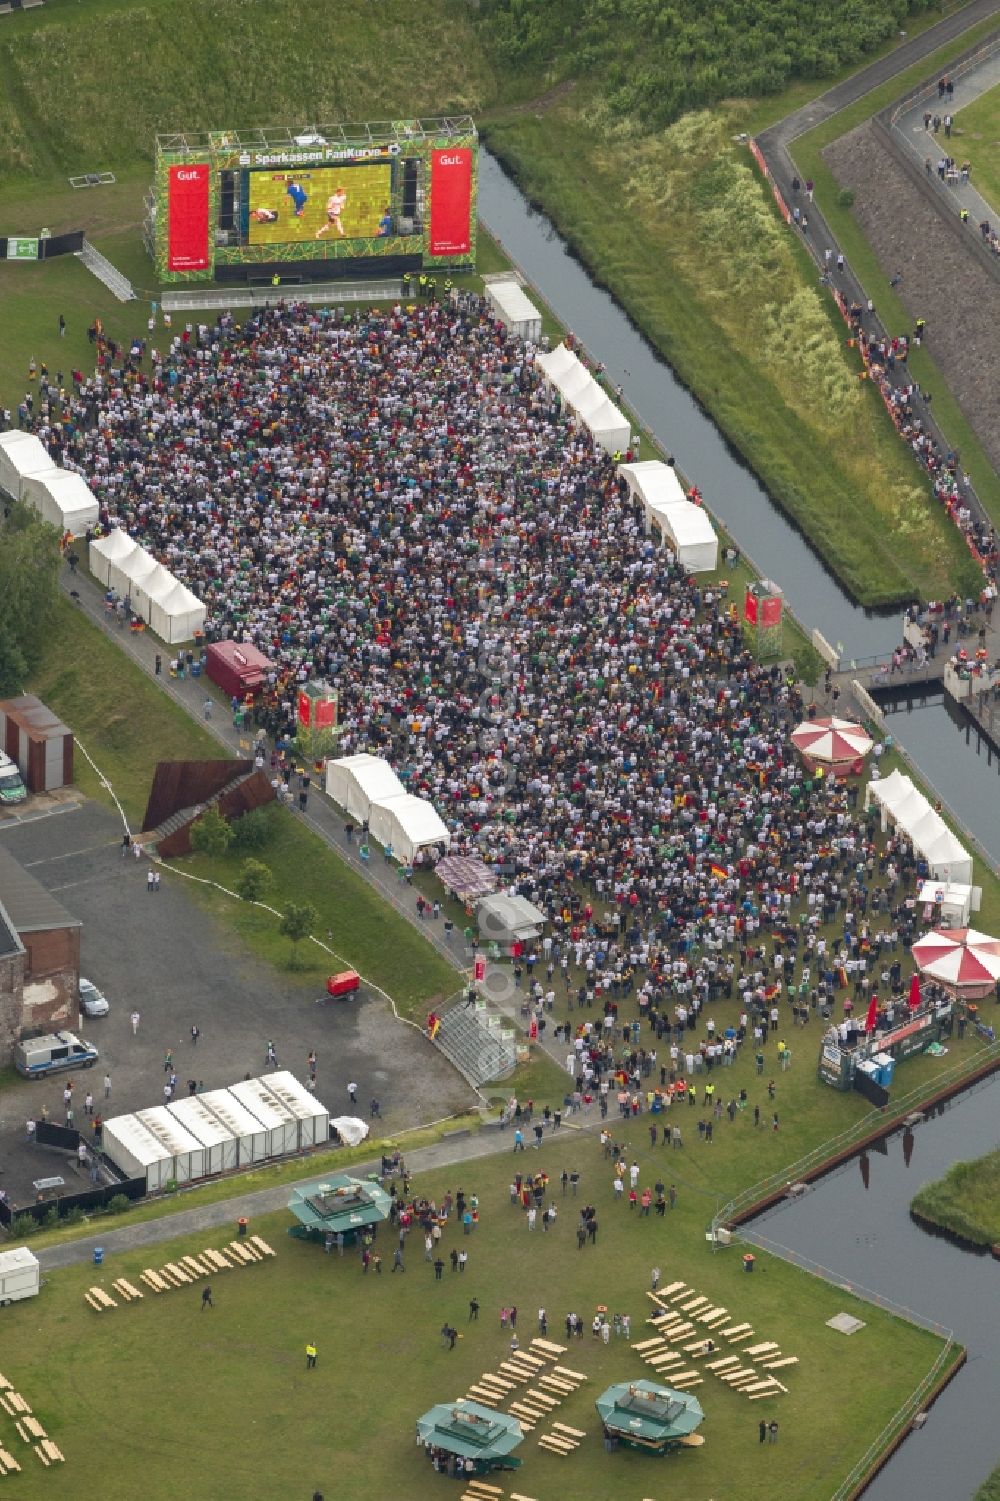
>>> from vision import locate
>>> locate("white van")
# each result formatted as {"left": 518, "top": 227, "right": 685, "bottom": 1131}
{"left": 15, "top": 1030, "right": 99, "bottom": 1079}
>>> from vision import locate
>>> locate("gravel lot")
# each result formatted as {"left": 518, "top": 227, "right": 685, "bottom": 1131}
{"left": 824, "top": 121, "right": 1000, "bottom": 477}
{"left": 0, "top": 802, "right": 475, "bottom": 1206}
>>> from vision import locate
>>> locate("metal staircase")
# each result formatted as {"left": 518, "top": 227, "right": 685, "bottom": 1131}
{"left": 433, "top": 1001, "right": 517, "bottom": 1089}
{"left": 75, "top": 240, "right": 137, "bottom": 302}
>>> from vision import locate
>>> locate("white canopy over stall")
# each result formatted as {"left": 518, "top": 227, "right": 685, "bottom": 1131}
{"left": 148, "top": 581, "right": 206, "bottom": 644}
{"left": 866, "top": 771, "right": 973, "bottom": 882}
{"left": 89, "top": 528, "right": 137, "bottom": 587}
{"left": 0, "top": 431, "right": 53, "bottom": 500}
{"left": 367, "top": 792, "right": 451, "bottom": 866}
{"left": 325, "top": 753, "right": 406, "bottom": 824}
{"left": 619, "top": 460, "right": 718, "bottom": 572}
{"left": 20, "top": 468, "right": 99, "bottom": 535}
{"left": 228, "top": 1078, "right": 300, "bottom": 1157}
{"left": 484, "top": 278, "right": 542, "bottom": 343}
{"left": 536, "top": 343, "right": 630, "bottom": 454}
{"left": 167, "top": 1096, "right": 238, "bottom": 1175}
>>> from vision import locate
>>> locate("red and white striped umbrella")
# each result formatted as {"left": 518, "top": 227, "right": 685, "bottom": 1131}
{"left": 911, "top": 927, "right": 1000, "bottom": 988}
{"left": 790, "top": 716, "right": 873, "bottom": 764}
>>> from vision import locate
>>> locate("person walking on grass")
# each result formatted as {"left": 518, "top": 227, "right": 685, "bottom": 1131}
{"left": 201, "top": 1286, "right": 213, "bottom": 1310}
{"left": 306, "top": 1341, "right": 317, "bottom": 1369}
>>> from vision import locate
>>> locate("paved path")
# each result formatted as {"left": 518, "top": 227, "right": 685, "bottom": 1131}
{"left": 756, "top": 0, "right": 1000, "bottom": 549}
{"left": 892, "top": 42, "right": 1000, "bottom": 229}
{"left": 35, "top": 1109, "right": 604, "bottom": 1272}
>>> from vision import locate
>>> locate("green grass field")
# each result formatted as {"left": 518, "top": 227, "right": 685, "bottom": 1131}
{"left": 955, "top": 82, "right": 1000, "bottom": 218}
{"left": 910, "top": 1145, "right": 1000, "bottom": 1248}
{"left": 0, "top": 1142, "right": 950, "bottom": 1501}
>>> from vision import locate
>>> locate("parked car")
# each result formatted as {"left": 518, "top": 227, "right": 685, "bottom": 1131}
{"left": 79, "top": 977, "right": 109, "bottom": 1018}
{"left": 15, "top": 1031, "right": 99, "bottom": 1079}
{"left": 0, "top": 752, "right": 26, "bottom": 805}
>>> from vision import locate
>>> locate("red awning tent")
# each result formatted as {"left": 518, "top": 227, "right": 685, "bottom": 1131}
{"left": 790, "top": 716, "right": 873, "bottom": 769}
{"left": 911, "top": 927, "right": 1000, "bottom": 996}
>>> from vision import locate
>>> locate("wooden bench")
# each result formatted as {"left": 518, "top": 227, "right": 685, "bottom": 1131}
{"left": 552, "top": 1366, "right": 587, "bottom": 1384}
{"left": 646, "top": 1351, "right": 682, "bottom": 1366}
{"left": 507, "top": 1408, "right": 536, "bottom": 1431}
{"left": 140, "top": 1269, "right": 169, "bottom": 1293}
{"left": 707, "top": 1355, "right": 740, "bottom": 1372}
{"left": 464, "top": 1482, "right": 503, "bottom": 1497}
{"left": 181, "top": 1255, "right": 209, "bottom": 1277}
{"left": 113, "top": 1278, "right": 143, "bottom": 1302}
{"left": 229, "top": 1240, "right": 259, "bottom": 1264}
{"left": 539, "top": 1375, "right": 575, "bottom": 1394}
{"left": 0, "top": 1373, "right": 10, "bottom": 1390}
{"left": 633, "top": 1337, "right": 666, "bottom": 1353}
{"left": 509, "top": 1492, "right": 539, "bottom": 1501}
{"left": 749, "top": 1388, "right": 786, "bottom": 1401}
{"left": 158, "top": 1265, "right": 186, "bottom": 1288}
{"left": 742, "top": 1379, "right": 779, "bottom": 1396}
{"left": 466, "top": 1388, "right": 500, "bottom": 1406}
{"left": 679, "top": 1432, "right": 706, "bottom": 1448}
{"left": 478, "top": 1375, "right": 514, "bottom": 1392}
{"left": 15, "top": 1421, "right": 30, "bottom": 1444}
{"left": 662, "top": 1280, "right": 686, "bottom": 1297}
{"left": 84, "top": 1291, "right": 106, "bottom": 1313}
{"left": 761, "top": 1356, "right": 799, "bottom": 1371}
{"left": 746, "top": 1342, "right": 779, "bottom": 1359}
{"left": 722, "top": 1323, "right": 754, "bottom": 1341}
{"left": 665, "top": 1322, "right": 695, "bottom": 1342}
{"left": 552, "top": 1422, "right": 586, "bottom": 1439}
{"left": 680, "top": 1295, "right": 710, "bottom": 1314}
{"left": 668, "top": 1285, "right": 692, "bottom": 1303}
{"left": 251, "top": 1235, "right": 277, "bottom": 1257}
{"left": 526, "top": 1390, "right": 559, "bottom": 1409}
{"left": 537, "top": 1435, "right": 575, "bottom": 1453}
{"left": 23, "top": 1416, "right": 47, "bottom": 1440}
{"left": 34, "top": 1445, "right": 51, "bottom": 1468}
{"left": 530, "top": 1338, "right": 566, "bottom": 1358}
{"left": 0, "top": 1449, "right": 22, "bottom": 1475}
{"left": 700, "top": 1307, "right": 729, "bottom": 1326}
{"left": 720, "top": 1367, "right": 755, "bottom": 1384}
{"left": 512, "top": 1351, "right": 545, "bottom": 1369}
{"left": 671, "top": 1376, "right": 703, "bottom": 1390}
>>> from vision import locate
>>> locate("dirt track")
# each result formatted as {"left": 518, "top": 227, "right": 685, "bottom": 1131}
{"left": 825, "top": 120, "right": 1000, "bottom": 480}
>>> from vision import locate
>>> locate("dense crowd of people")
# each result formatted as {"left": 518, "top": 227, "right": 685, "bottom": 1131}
{"left": 15, "top": 295, "right": 968, "bottom": 1035}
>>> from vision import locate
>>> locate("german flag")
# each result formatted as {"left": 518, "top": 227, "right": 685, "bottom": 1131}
{"left": 710, "top": 863, "right": 728, "bottom": 881}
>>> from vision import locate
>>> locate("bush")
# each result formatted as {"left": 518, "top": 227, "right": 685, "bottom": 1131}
{"left": 106, "top": 1193, "right": 130, "bottom": 1215}
{"left": 231, "top": 807, "right": 274, "bottom": 853}
{"left": 189, "top": 804, "right": 233, "bottom": 858}
{"left": 64, "top": 1205, "right": 86, "bottom": 1225}
{"left": 236, "top": 857, "right": 273, "bottom": 904}
{"left": 837, "top": 188, "right": 855, "bottom": 208}
{"left": 10, "top": 1213, "right": 39, "bottom": 1238}
{"left": 42, "top": 1206, "right": 60, "bottom": 1229}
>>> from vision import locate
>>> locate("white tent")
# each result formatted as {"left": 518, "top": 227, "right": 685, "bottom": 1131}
{"left": 101, "top": 1114, "right": 173, "bottom": 1194}
{"left": 871, "top": 773, "right": 973, "bottom": 882}
{"left": 134, "top": 1106, "right": 206, "bottom": 1183}
{"left": 106, "top": 539, "right": 148, "bottom": 599}
{"left": 536, "top": 342, "right": 630, "bottom": 455}
{"left": 921, "top": 827, "right": 973, "bottom": 884}
{"left": 866, "top": 768, "right": 914, "bottom": 828}
{"left": 228, "top": 1078, "right": 300, "bottom": 1157}
{"left": 261, "top": 1070, "right": 330, "bottom": 1148}
{"left": 484, "top": 278, "right": 542, "bottom": 343}
{"left": 619, "top": 460, "right": 688, "bottom": 526}
{"left": 20, "top": 467, "right": 99, "bottom": 535}
{"left": 117, "top": 548, "right": 160, "bottom": 599}
{"left": 131, "top": 559, "right": 174, "bottom": 620}
{"left": 650, "top": 501, "right": 718, "bottom": 572}
{"left": 198, "top": 1087, "right": 269, "bottom": 1165}
{"left": 367, "top": 792, "right": 451, "bottom": 866}
{"left": 325, "top": 753, "right": 405, "bottom": 824}
{"left": 0, "top": 431, "right": 53, "bottom": 500}
{"left": 148, "top": 580, "right": 207, "bottom": 644}
{"left": 89, "top": 528, "right": 136, "bottom": 587}
{"left": 167, "top": 1096, "right": 238, "bottom": 1175}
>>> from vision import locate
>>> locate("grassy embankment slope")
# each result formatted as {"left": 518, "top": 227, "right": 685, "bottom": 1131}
{"left": 0, "top": 0, "right": 990, "bottom": 606}
{"left": 2, "top": 1143, "right": 953, "bottom": 1501}
{"left": 910, "top": 1146, "right": 1000, "bottom": 1248}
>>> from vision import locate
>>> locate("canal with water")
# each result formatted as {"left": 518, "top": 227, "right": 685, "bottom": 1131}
{"left": 745, "top": 1074, "right": 1000, "bottom": 1500}
{"left": 478, "top": 150, "right": 1000, "bottom": 1496}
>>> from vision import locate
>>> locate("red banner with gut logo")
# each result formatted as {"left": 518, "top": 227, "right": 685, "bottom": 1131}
{"left": 429, "top": 148, "right": 472, "bottom": 257}
{"left": 167, "top": 164, "right": 211, "bottom": 272}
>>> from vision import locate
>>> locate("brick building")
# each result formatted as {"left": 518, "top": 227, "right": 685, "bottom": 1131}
{"left": 0, "top": 844, "right": 81, "bottom": 1064}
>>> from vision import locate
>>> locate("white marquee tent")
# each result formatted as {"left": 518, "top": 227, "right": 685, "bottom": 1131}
{"left": 325, "top": 753, "right": 405, "bottom": 824}
{"left": 167, "top": 1096, "right": 239, "bottom": 1176}
{"left": 88, "top": 528, "right": 137, "bottom": 587}
{"left": 484, "top": 278, "right": 542, "bottom": 343}
{"left": 228, "top": 1078, "right": 300, "bottom": 1158}
{"left": 261, "top": 1070, "right": 330, "bottom": 1149}
{"left": 536, "top": 342, "right": 630, "bottom": 455}
{"left": 866, "top": 771, "right": 973, "bottom": 883}
{"left": 0, "top": 431, "right": 53, "bottom": 501}
{"left": 367, "top": 792, "right": 451, "bottom": 866}
{"left": 101, "top": 1114, "right": 174, "bottom": 1194}
{"left": 133, "top": 1106, "right": 206, "bottom": 1184}
{"left": 198, "top": 1087, "right": 269, "bottom": 1166}
{"left": 20, "top": 467, "right": 99, "bottom": 536}
{"left": 150, "top": 581, "right": 207, "bottom": 644}
{"left": 619, "top": 460, "right": 718, "bottom": 572}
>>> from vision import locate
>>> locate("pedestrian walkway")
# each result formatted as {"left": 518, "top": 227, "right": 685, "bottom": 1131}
{"left": 36, "top": 1109, "right": 603, "bottom": 1272}
{"left": 892, "top": 36, "right": 1000, "bottom": 234}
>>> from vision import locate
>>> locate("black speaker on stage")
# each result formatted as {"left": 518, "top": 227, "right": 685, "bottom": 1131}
{"left": 402, "top": 160, "right": 418, "bottom": 218}
{"left": 219, "top": 171, "right": 236, "bottom": 231}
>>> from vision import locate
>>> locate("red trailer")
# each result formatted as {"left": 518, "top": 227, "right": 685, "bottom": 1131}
{"left": 326, "top": 970, "right": 360, "bottom": 1000}
{"left": 204, "top": 641, "right": 273, "bottom": 700}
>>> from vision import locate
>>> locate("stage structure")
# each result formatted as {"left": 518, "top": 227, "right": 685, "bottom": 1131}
{"left": 146, "top": 118, "right": 477, "bottom": 285}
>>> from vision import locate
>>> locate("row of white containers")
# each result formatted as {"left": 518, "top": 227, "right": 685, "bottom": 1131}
{"left": 101, "top": 1072, "right": 329, "bottom": 1193}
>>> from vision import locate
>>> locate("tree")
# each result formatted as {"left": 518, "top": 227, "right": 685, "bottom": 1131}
{"left": 280, "top": 901, "right": 317, "bottom": 969}
{"left": 294, "top": 721, "right": 339, "bottom": 768}
{"left": 236, "top": 858, "right": 273, "bottom": 903}
{"left": 0, "top": 502, "right": 61, "bottom": 695}
{"left": 189, "top": 805, "right": 232, "bottom": 858}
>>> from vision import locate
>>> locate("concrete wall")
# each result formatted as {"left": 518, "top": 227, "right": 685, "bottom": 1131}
{"left": 0, "top": 949, "right": 25, "bottom": 1066}
{"left": 19, "top": 925, "right": 80, "bottom": 1033}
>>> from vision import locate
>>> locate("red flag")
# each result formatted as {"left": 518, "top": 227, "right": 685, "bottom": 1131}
{"left": 474, "top": 957, "right": 485, "bottom": 982}
{"left": 864, "top": 994, "right": 879, "bottom": 1033}
{"left": 908, "top": 973, "right": 921, "bottom": 1012}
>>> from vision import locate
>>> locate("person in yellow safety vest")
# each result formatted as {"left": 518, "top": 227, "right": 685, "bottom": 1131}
{"left": 306, "top": 1341, "right": 317, "bottom": 1369}
{"left": 271, "top": 273, "right": 280, "bottom": 287}
{"left": 959, "top": 207, "right": 969, "bottom": 224}
{"left": 612, "top": 450, "right": 622, "bottom": 463}
{"left": 418, "top": 274, "right": 427, "bottom": 296}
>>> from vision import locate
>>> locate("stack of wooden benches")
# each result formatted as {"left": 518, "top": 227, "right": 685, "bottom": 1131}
{"left": 0, "top": 1373, "right": 64, "bottom": 1471}
{"left": 460, "top": 1480, "right": 539, "bottom": 1501}
{"left": 84, "top": 1236, "right": 276, "bottom": 1309}
{"left": 639, "top": 1283, "right": 798, "bottom": 1400}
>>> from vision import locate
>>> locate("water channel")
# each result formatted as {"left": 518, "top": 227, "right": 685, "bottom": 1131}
{"left": 477, "top": 149, "right": 1000, "bottom": 866}
{"left": 745, "top": 1074, "right": 1000, "bottom": 1501}
{"left": 478, "top": 150, "right": 1000, "bottom": 1497}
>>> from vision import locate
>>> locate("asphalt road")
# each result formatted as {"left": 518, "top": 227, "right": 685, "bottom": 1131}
{"left": 0, "top": 801, "right": 476, "bottom": 1207}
